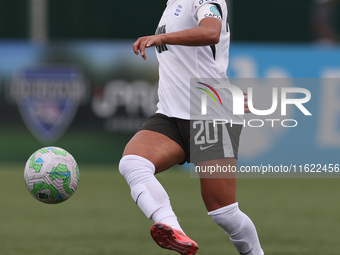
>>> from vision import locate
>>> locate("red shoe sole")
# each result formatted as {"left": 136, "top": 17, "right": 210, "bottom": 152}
{"left": 150, "top": 223, "right": 199, "bottom": 255}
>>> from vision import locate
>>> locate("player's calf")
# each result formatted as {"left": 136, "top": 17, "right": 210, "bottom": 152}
{"left": 119, "top": 155, "right": 184, "bottom": 231}
{"left": 208, "top": 202, "right": 264, "bottom": 255}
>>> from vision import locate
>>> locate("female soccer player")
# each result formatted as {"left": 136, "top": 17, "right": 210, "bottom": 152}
{"left": 119, "top": 0, "right": 264, "bottom": 254}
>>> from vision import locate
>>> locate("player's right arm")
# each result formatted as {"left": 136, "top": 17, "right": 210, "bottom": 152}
{"left": 133, "top": 2, "right": 223, "bottom": 60}
{"left": 133, "top": 18, "right": 221, "bottom": 60}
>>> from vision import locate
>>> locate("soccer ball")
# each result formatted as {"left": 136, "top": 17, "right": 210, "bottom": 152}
{"left": 24, "top": 147, "right": 79, "bottom": 204}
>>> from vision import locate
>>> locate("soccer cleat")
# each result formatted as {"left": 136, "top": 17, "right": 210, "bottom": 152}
{"left": 150, "top": 223, "right": 199, "bottom": 255}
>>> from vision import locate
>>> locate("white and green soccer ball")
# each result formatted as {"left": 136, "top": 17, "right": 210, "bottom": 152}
{"left": 24, "top": 147, "right": 79, "bottom": 204}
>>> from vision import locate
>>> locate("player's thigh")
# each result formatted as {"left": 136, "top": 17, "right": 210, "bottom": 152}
{"left": 123, "top": 130, "right": 186, "bottom": 173}
{"left": 198, "top": 158, "right": 237, "bottom": 212}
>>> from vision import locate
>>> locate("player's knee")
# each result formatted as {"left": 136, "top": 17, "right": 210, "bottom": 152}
{"left": 118, "top": 155, "right": 132, "bottom": 178}
{"left": 119, "top": 155, "right": 155, "bottom": 183}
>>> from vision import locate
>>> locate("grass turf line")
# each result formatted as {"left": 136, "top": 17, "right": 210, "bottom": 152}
{"left": 1, "top": 164, "right": 340, "bottom": 255}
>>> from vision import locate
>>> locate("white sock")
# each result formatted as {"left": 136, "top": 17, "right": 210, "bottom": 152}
{"left": 119, "top": 155, "right": 184, "bottom": 232}
{"left": 208, "top": 202, "right": 264, "bottom": 255}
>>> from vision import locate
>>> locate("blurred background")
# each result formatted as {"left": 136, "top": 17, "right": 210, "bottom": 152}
{"left": 1, "top": 1, "right": 340, "bottom": 255}
{"left": 0, "top": 0, "right": 339, "bottom": 166}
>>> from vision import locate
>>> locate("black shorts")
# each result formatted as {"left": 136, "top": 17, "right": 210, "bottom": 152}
{"left": 140, "top": 113, "right": 242, "bottom": 164}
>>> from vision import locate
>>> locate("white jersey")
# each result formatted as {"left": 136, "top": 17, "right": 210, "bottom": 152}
{"left": 155, "top": 0, "right": 242, "bottom": 123}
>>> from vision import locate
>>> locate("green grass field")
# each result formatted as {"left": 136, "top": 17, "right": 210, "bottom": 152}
{"left": 1, "top": 164, "right": 340, "bottom": 255}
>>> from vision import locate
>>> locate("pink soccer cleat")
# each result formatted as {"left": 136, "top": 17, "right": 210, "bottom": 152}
{"left": 150, "top": 223, "right": 199, "bottom": 255}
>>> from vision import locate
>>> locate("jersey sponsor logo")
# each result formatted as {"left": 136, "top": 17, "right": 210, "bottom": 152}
{"left": 210, "top": 5, "right": 220, "bottom": 16}
{"left": 204, "top": 13, "right": 221, "bottom": 20}
{"left": 174, "top": 4, "right": 183, "bottom": 16}
{"left": 9, "top": 67, "right": 87, "bottom": 143}
{"left": 203, "top": 5, "right": 221, "bottom": 20}
{"left": 208, "top": 5, "right": 221, "bottom": 20}
{"left": 155, "top": 25, "right": 168, "bottom": 53}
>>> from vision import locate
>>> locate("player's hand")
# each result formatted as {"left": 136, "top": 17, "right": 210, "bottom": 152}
{"left": 133, "top": 35, "right": 164, "bottom": 60}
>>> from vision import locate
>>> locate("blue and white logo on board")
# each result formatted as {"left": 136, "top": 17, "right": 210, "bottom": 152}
{"left": 9, "top": 66, "right": 87, "bottom": 143}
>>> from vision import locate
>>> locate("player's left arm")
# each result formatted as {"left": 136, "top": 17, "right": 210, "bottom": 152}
{"left": 133, "top": 5, "right": 222, "bottom": 60}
